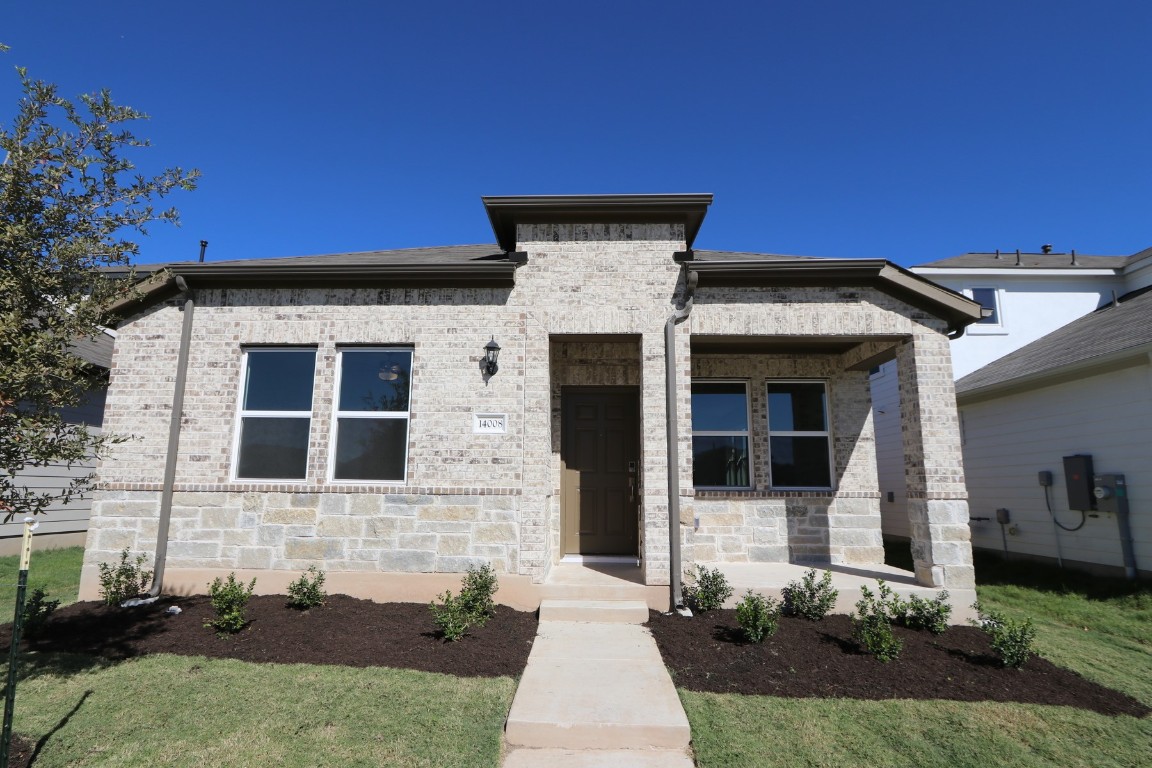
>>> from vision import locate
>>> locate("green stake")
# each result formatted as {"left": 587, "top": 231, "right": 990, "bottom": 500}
{"left": 1, "top": 519, "right": 36, "bottom": 766}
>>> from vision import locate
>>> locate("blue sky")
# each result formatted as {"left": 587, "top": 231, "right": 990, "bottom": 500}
{"left": 4, "top": 1, "right": 1150, "bottom": 266}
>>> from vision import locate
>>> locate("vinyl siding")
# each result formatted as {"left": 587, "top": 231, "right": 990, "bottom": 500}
{"left": 960, "top": 362, "right": 1151, "bottom": 574}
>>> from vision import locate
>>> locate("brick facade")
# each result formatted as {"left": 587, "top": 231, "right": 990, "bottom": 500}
{"left": 80, "top": 205, "right": 975, "bottom": 602}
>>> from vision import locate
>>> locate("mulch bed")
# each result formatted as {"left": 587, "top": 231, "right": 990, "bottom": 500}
{"left": 647, "top": 609, "right": 1150, "bottom": 718}
{"left": 13, "top": 594, "right": 538, "bottom": 678}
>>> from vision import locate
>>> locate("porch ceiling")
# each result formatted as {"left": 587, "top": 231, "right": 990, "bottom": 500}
{"left": 691, "top": 334, "right": 905, "bottom": 357}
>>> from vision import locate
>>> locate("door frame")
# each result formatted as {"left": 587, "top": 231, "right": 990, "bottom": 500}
{"left": 559, "top": 385, "right": 641, "bottom": 557}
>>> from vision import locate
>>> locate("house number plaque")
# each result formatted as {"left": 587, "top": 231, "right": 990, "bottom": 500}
{"left": 473, "top": 413, "right": 507, "bottom": 434}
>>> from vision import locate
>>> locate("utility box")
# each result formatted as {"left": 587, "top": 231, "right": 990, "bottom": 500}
{"left": 1093, "top": 474, "right": 1126, "bottom": 515}
{"left": 1064, "top": 455, "right": 1096, "bottom": 511}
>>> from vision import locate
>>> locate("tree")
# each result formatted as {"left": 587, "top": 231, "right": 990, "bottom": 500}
{"left": 0, "top": 62, "right": 198, "bottom": 522}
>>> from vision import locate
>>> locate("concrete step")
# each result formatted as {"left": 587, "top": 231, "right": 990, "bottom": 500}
{"left": 503, "top": 747, "right": 695, "bottom": 767}
{"left": 504, "top": 621, "right": 691, "bottom": 751}
{"left": 538, "top": 599, "right": 650, "bottom": 623}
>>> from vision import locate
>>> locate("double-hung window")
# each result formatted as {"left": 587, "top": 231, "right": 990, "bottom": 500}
{"left": 691, "top": 381, "right": 751, "bottom": 489}
{"left": 766, "top": 381, "right": 833, "bottom": 489}
{"left": 331, "top": 347, "right": 412, "bottom": 482}
{"left": 235, "top": 348, "right": 316, "bottom": 480}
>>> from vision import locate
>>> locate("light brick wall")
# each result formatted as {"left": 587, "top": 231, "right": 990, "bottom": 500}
{"left": 87, "top": 222, "right": 971, "bottom": 594}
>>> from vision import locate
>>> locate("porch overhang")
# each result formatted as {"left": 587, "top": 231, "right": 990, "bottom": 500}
{"left": 688, "top": 258, "right": 983, "bottom": 333}
{"left": 691, "top": 334, "right": 908, "bottom": 371}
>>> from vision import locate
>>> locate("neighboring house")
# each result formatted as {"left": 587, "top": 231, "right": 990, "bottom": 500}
{"left": 77, "top": 194, "right": 983, "bottom": 609}
{"left": 0, "top": 329, "right": 113, "bottom": 555}
{"left": 873, "top": 246, "right": 1152, "bottom": 577}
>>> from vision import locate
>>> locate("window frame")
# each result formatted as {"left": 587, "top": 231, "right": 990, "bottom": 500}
{"left": 965, "top": 286, "right": 1006, "bottom": 333}
{"left": 690, "top": 379, "right": 753, "bottom": 490}
{"left": 327, "top": 345, "right": 413, "bottom": 485}
{"left": 231, "top": 346, "right": 317, "bottom": 483}
{"left": 765, "top": 379, "right": 835, "bottom": 491}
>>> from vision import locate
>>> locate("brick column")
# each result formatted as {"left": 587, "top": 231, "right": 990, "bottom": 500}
{"left": 896, "top": 332, "right": 975, "bottom": 590}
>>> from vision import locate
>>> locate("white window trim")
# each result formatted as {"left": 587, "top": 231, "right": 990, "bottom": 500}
{"left": 691, "top": 379, "right": 753, "bottom": 490}
{"left": 327, "top": 346, "right": 413, "bottom": 485}
{"left": 765, "top": 379, "right": 836, "bottom": 491}
{"left": 231, "top": 347, "right": 316, "bottom": 483}
{"left": 964, "top": 286, "right": 1008, "bottom": 335}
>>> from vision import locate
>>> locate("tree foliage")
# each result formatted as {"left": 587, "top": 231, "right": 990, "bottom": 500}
{"left": 0, "top": 63, "right": 198, "bottom": 522}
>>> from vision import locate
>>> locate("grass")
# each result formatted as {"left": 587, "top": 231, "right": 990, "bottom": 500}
{"left": 0, "top": 546, "right": 516, "bottom": 766}
{"left": 681, "top": 549, "right": 1152, "bottom": 768}
{"left": 11, "top": 653, "right": 516, "bottom": 767}
{"left": 0, "top": 546, "right": 85, "bottom": 623}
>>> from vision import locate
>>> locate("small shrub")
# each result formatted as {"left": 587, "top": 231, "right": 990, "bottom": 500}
{"left": 459, "top": 563, "right": 499, "bottom": 626}
{"left": 852, "top": 582, "right": 902, "bottom": 662}
{"left": 206, "top": 573, "right": 256, "bottom": 634}
{"left": 286, "top": 566, "right": 326, "bottom": 610}
{"left": 783, "top": 568, "right": 838, "bottom": 620}
{"left": 682, "top": 565, "right": 733, "bottom": 614}
{"left": 21, "top": 586, "right": 60, "bottom": 638}
{"left": 971, "top": 602, "right": 1037, "bottom": 668}
{"left": 735, "top": 590, "right": 780, "bottom": 643}
{"left": 430, "top": 590, "right": 472, "bottom": 642}
{"left": 97, "top": 548, "right": 153, "bottom": 606}
{"left": 895, "top": 591, "right": 952, "bottom": 635}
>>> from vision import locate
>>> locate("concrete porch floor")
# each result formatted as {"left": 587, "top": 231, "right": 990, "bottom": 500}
{"left": 541, "top": 560, "right": 977, "bottom": 623}
{"left": 702, "top": 561, "right": 978, "bottom": 624}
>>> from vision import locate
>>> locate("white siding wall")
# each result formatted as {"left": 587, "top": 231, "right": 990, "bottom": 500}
{"left": 960, "top": 361, "right": 1152, "bottom": 575}
{"left": 927, "top": 275, "right": 1124, "bottom": 378}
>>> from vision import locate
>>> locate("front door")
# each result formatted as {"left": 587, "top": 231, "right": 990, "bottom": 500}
{"left": 561, "top": 388, "right": 640, "bottom": 555}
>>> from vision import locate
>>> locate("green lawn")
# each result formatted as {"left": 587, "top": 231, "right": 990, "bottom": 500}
{"left": 0, "top": 546, "right": 86, "bottom": 623}
{"left": 682, "top": 552, "right": 1152, "bottom": 768}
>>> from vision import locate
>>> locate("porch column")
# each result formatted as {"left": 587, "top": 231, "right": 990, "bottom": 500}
{"left": 896, "top": 332, "right": 975, "bottom": 590}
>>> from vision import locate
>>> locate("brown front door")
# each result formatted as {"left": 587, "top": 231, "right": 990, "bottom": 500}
{"left": 561, "top": 388, "right": 640, "bottom": 555}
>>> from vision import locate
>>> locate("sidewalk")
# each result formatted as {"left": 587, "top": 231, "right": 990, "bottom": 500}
{"left": 502, "top": 600, "right": 693, "bottom": 767}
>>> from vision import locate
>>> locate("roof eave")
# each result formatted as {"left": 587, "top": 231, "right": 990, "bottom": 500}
{"left": 957, "top": 342, "right": 1152, "bottom": 404}
{"left": 482, "top": 193, "right": 714, "bottom": 252}
{"left": 689, "top": 258, "right": 983, "bottom": 329}
{"left": 169, "top": 261, "right": 518, "bottom": 288}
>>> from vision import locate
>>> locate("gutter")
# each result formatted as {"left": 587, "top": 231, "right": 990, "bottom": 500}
{"left": 665, "top": 262, "right": 699, "bottom": 611}
{"left": 150, "top": 276, "right": 195, "bottom": 596}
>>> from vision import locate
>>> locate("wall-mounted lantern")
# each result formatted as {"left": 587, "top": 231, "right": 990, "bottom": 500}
{"left": 483, "top": 337, "right": 501, "bottom": 376}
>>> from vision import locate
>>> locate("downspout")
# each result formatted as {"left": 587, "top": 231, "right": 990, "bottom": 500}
{"left": 150, "top": 275, "right": 195, "bottom": 596}
{"left": 665, "top": 266, "right": 699, "bottom": 611}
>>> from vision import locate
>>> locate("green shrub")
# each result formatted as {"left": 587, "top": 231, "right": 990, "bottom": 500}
{"left": 895, "top": 591, "right": 952, "bottom": 635}
{"left": 852, "top": 582, "right": 902, "bottom": 662}
{"left": 206, "top": 573, "right": 256, "bottom": 634}
{"left": 971, "top": 602, "right": 1037, "bottom": 668}
{"left": 429, "top": 590, "right": 472, "bottom": 642}
{"left": 682, "top": 565, "right": 733, "bottom": 614}
{"left": 21, "top": 586, "right": 60, "bottom": 638}
{"left": 286, "top": 566, "right": 326, "bottom": 610}
{"left": 735, "top": 590, "right": 780, "bottom": 643}
{"left": 97, "top": 548, "right": 153, "bottom": 606}
{"left": 428, "top": 563, "right": 501, "bottom": 641}
{"left": 782, "top": 568, "right": 838, "bottom": 620}
{"left": 459, "top": 563, "right": 498, "bottom": 626}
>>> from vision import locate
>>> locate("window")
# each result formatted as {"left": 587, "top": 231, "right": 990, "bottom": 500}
{"left": 970, "top": 287, "right": 1000, "bottom": 325}
{"left": 331, "top": 348, "right": 412, "bottom": 482}
{"left": 691, "top": 381, "right": 751, "bottom": 488}
{"left": 235, "top": 348, "right": 316, "bottom": 480}
{"left": 766, "top": 381, "right": 833, "bottom": 489}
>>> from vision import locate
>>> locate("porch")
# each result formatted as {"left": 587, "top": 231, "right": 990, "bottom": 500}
{"left": 541, "top": 561, "right": 978, "bottom": 623}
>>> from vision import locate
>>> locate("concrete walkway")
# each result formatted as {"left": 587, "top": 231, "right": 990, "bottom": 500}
{"left": 502, "top": 600, "right": 693, "bottom": 767}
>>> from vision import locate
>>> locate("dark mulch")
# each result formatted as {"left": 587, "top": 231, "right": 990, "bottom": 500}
{"left": 13, "top": 594, "right": 537, "bottom": 679}
{"left": 4, "top": 736, "right": 34, "bottom": 768}
{"left": 647, "top": 610, "right": 1150, "bottom": 718}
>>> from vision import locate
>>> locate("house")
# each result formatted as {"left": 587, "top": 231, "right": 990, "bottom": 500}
{"left": 873, "top": 246, "right": 1152, "bottom": 577}
{"left": 1, "top": 328, "right": 113, "bottom": 555}
{"left": 77, "top": 194, "right": 983, "bottom": 613}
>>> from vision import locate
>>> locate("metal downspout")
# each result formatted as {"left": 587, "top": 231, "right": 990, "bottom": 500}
{"left": 666, "top": 267, "right": 698, "bottom": 611}
{"left": 150, "top": 276, "right": 195, "bottom": 596}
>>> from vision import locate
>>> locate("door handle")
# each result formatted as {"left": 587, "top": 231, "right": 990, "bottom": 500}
{"left": 629, "top": 477, "right": 635, "bottom": 502}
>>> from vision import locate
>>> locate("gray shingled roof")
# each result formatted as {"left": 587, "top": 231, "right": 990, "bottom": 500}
{"left": 956, "top": 287, "right": 1152, "bottom": 396}
{"left": 916, "top": 252, "right": 1126, "bottom": 270}
{"left": 159, "top": 243, "right": 508, "bottom": 269}
{"left": 68, "top": 332, "right": 114, "bottom": 370}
